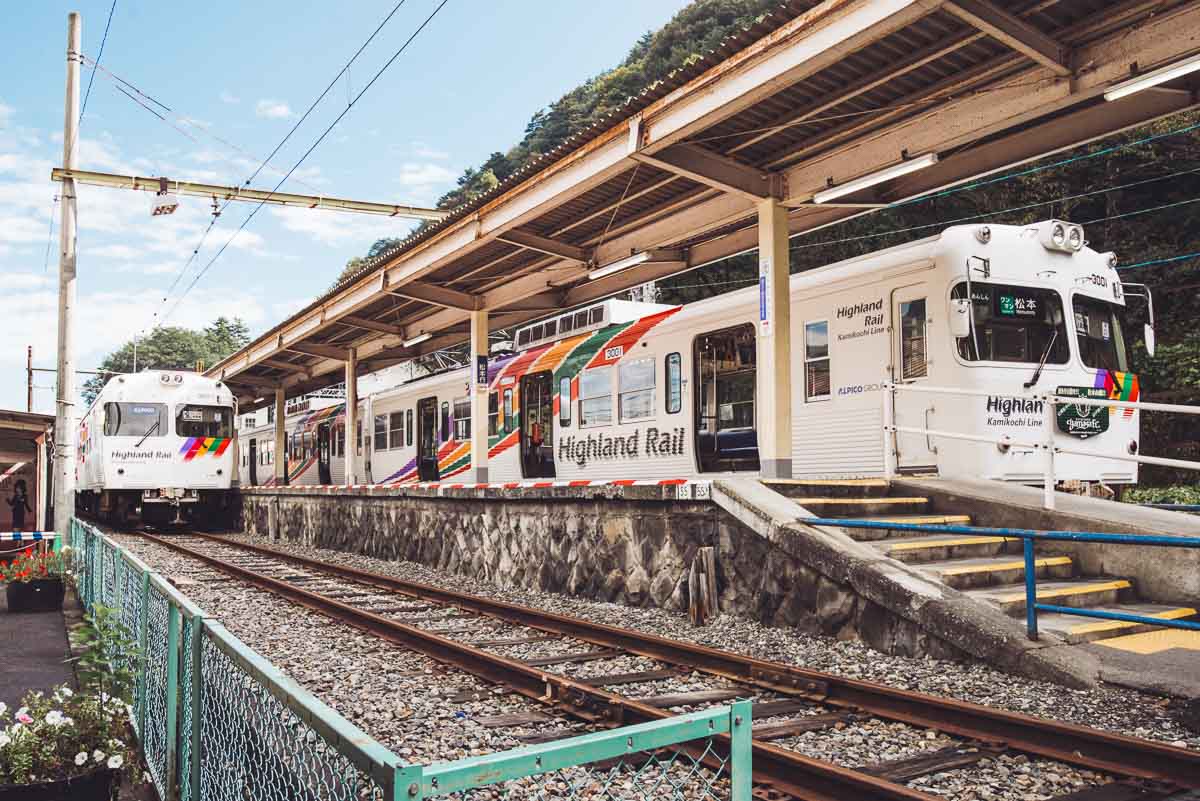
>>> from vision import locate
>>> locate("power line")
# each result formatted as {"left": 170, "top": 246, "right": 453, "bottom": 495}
{"left": 162, "top": 0, "right": 453, "bottom": 326}
{"left": 78, "top": 0, "right": 117, "bottom": 123}
{"left": 1117, "top": 251, "right": 1200, "bottom": 272}
{"left": 41, "top": 195, "right": 58, "bottom": 273}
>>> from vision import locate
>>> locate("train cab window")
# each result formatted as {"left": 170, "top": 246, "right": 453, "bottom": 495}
{"left": 176, "top": 405, "right": 232, "bottom": 438}
{"left": 559, "top": 376, "right": 572, "bottom": 426}
{"left": 406, "top": 409, "right": 414, "bottom": 447}
{"left": 1073, "top": 295, "right": 1129, "bottom": 371}
{"left": 453, "top": 398, "right": 472, "bottom": 440}
{"left": 899, "top": 300, "right": 928, "bottom": 380}
{"left": 618, "top": 358, "right": 655, "bottom": 422}
{"left": 440, "top": 401, "right": 451, "bottom": 443}
{"left": 952, "top": 283, "right": 1068, "bottom": 364}
{"left": 104, "top": 403, "right": 166, "bottom": 438}
{"left": 488, "top": 392, "right": 500, "bottom": 436}
{"left": 388, "top": 412, "right": 404, "bottom": 449}
{"left": 502, "top": 389, "right": 514, "bottom": 433}
{"left": 579, "top": 366, "right": 613, "bottom": 427}
{"left": 373, "top": 414, "right": 387, "bottom": 451}
{"left": 804, "top": 321, "right": 831, "bottom": 401}
{"left": 666, "top": 353, "right": 682, "bottom": 414}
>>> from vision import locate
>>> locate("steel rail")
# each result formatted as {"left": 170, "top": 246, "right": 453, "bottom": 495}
{"left": 178, "top": 532, "right": 1200, "bottom": 788}
{"left": 136, "top": 531, "right": 932, "bottom": 801}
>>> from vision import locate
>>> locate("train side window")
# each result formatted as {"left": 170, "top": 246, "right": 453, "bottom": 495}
{"left": 559, "top": 376, "right": 572, "bottom": 427}
{"left": 665, "top": 353, "right": 682, "bottom": 414}
{"left": 618, "top": 358, "right": 655, "bottom": 422}
{"left": 579, "top": 366, "right": 613, "bottom": 427}
{"left": 502, "top": 389, "right": 514, "bottom": 432}
{"left": 335, "top": 423, "right": 345, "bottom": 457}
{"left": 388, "top": 412, "right": 404, "bottom": 449}
{"left": 453, "top": 397, "right": 471, "bottom": 440}
{"left": 488, "top": 392, "right": 500, "bottom": 435}
{"left": 406, "top": 409, "right": 414, "bottom": 447}
{"left": 303, "top": 431, "right": 314, "bottom": 459}
{"left": 373, "top": 414, "right": 387, "bottom": 451}
{"left": 440, "top": 401, "right": 451, "bottom": 443}
{"left": 900, "top": 298, "right": 928, "bottom": 380}
{"left": 356, "top": 420, "right": 363, "bottom": 456}
{"left": 804, "top": 321, "right": 831, "bottom": 401}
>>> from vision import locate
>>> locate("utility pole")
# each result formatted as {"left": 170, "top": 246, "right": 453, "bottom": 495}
{"left": 27, "top": 346, "right": 33, "bottom": 412}
{"left": 54, "top": 11, "right": 80, "bottom": 537}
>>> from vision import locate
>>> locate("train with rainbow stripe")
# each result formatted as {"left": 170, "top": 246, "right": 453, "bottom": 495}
{"left": 77, "top": 370, "right": 236, "bottom": 525}
{"left": 239, "top": 221, "right": 1151, "bottom": 491}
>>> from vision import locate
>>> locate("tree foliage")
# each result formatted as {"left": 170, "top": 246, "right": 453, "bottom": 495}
{"left": 83, "top": 317, "right": 251, "bottom": 404}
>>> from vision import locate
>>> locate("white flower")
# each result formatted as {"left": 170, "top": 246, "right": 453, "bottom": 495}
{"left": 62, "top": 717, "right": 73, "bottom": 726}
{"left": 93, "top": 749, "right": 105, "bottom": 763}
{"left": 0, "top": 734, "right": 11, "bottom": 748}
{"left": 59, "top": 687, "right": 73, "bottom": 697}
{"left": 107, "top": 738, "right": 123, "bottom": 748}
{"left": 75, "top": 752, "right": 88, "bottom": 766}
{"left": 106, "top": 755, "right": 123, "bottom": 770}
{"left": 44, "top": 710, "right": 64, "bottom": 726}
{"left": 0, "top": 702, "right": 7, "bottom": 716}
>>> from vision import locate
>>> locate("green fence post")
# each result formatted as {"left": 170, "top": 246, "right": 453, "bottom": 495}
{"left": 137, "top": 569, "right": 150, "bottom": 743}
{"left": 165, "top": 601, "right": 180, "bottom": 800}
{"left": 729, "top": 700, "right": 753, "bottom": 801}
{"left": 188, "top": 618, "right": 204, "bottom": 801}
{"left": 395, "top": 765, "right": 424, "bottom": 801}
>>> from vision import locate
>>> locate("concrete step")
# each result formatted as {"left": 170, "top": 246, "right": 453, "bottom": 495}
{"left": 762, "top": 478, "right": 891, "bottom": 499}
{"left": 970, "top": 578, "right": 1135, "bottom": 617}
{"left": 873, "top": 533, "right": 1019, "bottom": 562}
{"left": 917, "top": 555, "right": 1075, "bottom": 590}
{"left": 838, "top": 514, "right": 973, "bottom": 542}
{"left": 1037, "top": 604, "right": 1199, "bottom": 644}
{"left": 797, "top": 496, "right": 931, "bottom": 518}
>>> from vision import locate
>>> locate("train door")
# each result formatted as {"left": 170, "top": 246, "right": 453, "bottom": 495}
{"left": 520, "top": 372, "right": 555, "bottom": 478}
{"left": 248, "top": 439, "right": 258, "bottom": 485}
{"left": 317, "top": 422, "right": 332, "bottom": 484}
{"left": 892, "top": 287, "right": 938, "bottom": 471}
{"left": 417, "top": 397, "right": 439, "bottom": 481}
{"left": 694, "top": 324, "right": 759, "bottom": 473}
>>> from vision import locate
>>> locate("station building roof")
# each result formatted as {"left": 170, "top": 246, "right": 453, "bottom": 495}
{"left": 206, "top": 0, "right": 1200, "bottom": 409}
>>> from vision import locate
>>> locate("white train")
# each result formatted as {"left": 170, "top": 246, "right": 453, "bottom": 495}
{"left": 78, "top": 371, "right": 236, "bottom": 524}
{"left": 240, "top": 220, "right": 1148, "bottom": 487}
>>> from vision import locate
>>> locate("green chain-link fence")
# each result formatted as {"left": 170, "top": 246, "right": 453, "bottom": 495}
{"left": 67, "top": 518, "right": 752, "bottom": 800}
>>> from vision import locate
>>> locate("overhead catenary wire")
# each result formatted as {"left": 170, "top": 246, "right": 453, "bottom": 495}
{"left": 1117, "top": 251, "right": 1200, "bottom": 272}
{"left": 78, "top": 0, "right": 117, "bottom": 124}
{"left": 161, "top": 0, "right": 453, "bottom": 327}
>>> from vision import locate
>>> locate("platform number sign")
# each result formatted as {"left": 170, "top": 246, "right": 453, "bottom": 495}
{"left": 474, "top": 355, "right": 488, "bottom": 393}
{"left": 1055, "top": 386, "right": 1109, "bottom": 438}
{"left": 759, "top": 258, "right": 771, "bottom": 336}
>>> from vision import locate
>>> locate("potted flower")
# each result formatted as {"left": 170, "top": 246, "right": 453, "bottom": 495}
{"left": 1, "top": 548, "right": 68, "bottom": 614}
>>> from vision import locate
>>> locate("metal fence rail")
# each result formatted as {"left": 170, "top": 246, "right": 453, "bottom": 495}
{"left": 799, "top": 516, "right": 1200, "bottom": 640}
{"left": 66, "top": 518, "right": 752, "bottom": 800}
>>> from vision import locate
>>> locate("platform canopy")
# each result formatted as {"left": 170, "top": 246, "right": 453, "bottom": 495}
{"left": 0, "top": 410, "right": 53, "bottom": 470}
{"left": 208, "top": 0, "right": 1200, "bottom": 409}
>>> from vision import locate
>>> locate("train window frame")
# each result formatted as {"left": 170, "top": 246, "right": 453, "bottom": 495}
{"left": 1071, "top": 292, "right": 1129, "bottom": 372}
{"left": 176, "top": 404, "right": 233, "bottom": 439}
{"left": 440, "top": 401, "right": 451, "bottom": 443}
{"left": 335, "top": 422, "right": 345, "bottom": 458}
{"left": 559, "top": 376, "right": 572, "bottom": 427}
{"left": 618, "top": 357, "right": 656, "bottom": 423}
{"left": 665, "top": 352, "right": 682, "bottom": 414}
{"left": 804, "top": 320, "right": 831, "bottom": 402}
{"left": 356, "top": 420, "right": 362, "bottom": 456}
{"left": 373, "top": 414, "right": 388, "bottom": 451}
{"left": 103, "top": 402, "right": 167, "bottom": 438}
{"left": 502, "top": 388, "right": 514, "bottom": 432}
{"left": 579, "top": 365, "right": 613, "bottom": 428}
{"left": 453, "top": 397, "right": 472, "bottom": 441}
{"left": 388, "top": 411, "right": 404, "bottom": 450}
{"left": 488, "top": 392, "right": 500, "bottom": 436}
{"left": 406, "top": 409, "right": 414, "bottom": 447}
{"left": 303, "top": 431, "right": 314, "bottom": 460}
{"left": 950, "top": 282, "right": 1070, "bottom": 367}
{"left": 899, "top": 298, "right": 929, "bottom": 381}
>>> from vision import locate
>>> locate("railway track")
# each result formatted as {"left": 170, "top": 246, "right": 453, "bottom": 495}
{"left": 124, "top": 529, "right": 1200, "bottom": 801}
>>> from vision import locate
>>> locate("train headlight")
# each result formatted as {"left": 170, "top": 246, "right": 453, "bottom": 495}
{"left": 975, "top": 225, "right": 991, "bottom": 244}
{"left": 1051, "top": 223, "right": 1066, "bottom": 248}
{"left": 159, "top": 373, "right": 171, "bottom": 385}
{"left": 1067, "top": 226, "right": 1083, "bottom": 251}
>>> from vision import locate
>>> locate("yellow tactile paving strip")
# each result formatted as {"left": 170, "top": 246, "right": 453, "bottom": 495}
{"left": 938, "top": 556, "right": 1071, "bottom": 577}
{"left": 1094, "top": 629, "right": 1200, "bottom": 654}
{"left": 802, "top": 497, "right": 929, "bottom": 505}
{"left": 885, "top": 535, "right": 1011, "bottom": 551}
{"left": 991, "top": 579, "right": 1131, "bottom": 604}
{"left": 1069, "top": 608, "right": 1197, "bottom": 636}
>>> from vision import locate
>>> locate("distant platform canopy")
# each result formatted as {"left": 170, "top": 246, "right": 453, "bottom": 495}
{"left": 206, "top": 0, "right": 1200, "bottom": 409}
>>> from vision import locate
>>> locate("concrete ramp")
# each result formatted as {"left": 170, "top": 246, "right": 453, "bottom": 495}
{"left": 711, "top": 478, "right": 1102, "bottom": 689}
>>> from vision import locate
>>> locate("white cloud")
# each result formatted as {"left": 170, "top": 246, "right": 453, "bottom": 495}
{"left": 397, "top": 161, "right": 456, "bottom": 187}
{"left": 255, "top": 99, "right": 294, "bottom": 120}
{"left": 267, "top": 205, "right": 408, "bottom": 248}
{"left": 219, "top": 90, "right": 240, "bottom": 105}
{"left": 412, "top": 141, "right": 449, "bottom": 160}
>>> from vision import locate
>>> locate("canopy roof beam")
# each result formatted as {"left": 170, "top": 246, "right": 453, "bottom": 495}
{"left": 497, "top": 229, "right": 593, "bottom": 264}
{"left": 282, "top": 341, "right": 351, "bottom": 361}
{"left": 633, "top": 143, "right": 785, "bottom": 200}
{"left": 942, "top": 0, "right": 1071, "bottom": 76}
{"left": 340, "top": 315, "right": 405, "bottom": 336}
{"left": 383, "top": 279, "right": 481, "bottom": 311}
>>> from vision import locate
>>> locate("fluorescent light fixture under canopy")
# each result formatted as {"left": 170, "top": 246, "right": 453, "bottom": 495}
{"left": 1103, "top": 52, "right": 1200, "bottom": 101}
{"left": 813, "top": 153, "right": 939, "bottom": 204}
{"left": 402, "top": 332, "right": 432, "bottom": 348}
{"left": 589, "top": 249, "right": 685, "bottom": 281}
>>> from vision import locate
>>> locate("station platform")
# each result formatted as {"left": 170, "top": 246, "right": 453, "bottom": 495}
{"left": 0, "top": 585, "right": 76, "bottom": 710}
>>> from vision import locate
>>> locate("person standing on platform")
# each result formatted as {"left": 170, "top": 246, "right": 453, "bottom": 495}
{"left": 7, "top": 479, "right": 33, "bottom": 532}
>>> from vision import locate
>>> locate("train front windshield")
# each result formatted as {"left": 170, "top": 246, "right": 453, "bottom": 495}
{"left": 951, "top": 282, "right": 1069, "bottom": 364}
{"left": 1072, "top": 296, "right": 1129, "bottom": 372}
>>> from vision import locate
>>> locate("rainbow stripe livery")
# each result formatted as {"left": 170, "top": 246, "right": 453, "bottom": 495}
{"left": 1094, "top": 370, "right": 1139, "bottom": 418}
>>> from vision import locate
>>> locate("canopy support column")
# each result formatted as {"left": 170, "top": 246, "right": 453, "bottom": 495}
{"left": 344, "top": 349, "right": 359, "bottom": 485}
{"left": 273, "top": 388, "right": 287, "bottom": 486}
{"left": 469, "top": 309, "right": 489, "bottom": 484}
{"left": 756, "top": 198, "right": 793, "bottom": 479}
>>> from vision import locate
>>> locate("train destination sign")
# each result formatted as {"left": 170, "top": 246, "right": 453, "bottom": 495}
{"left": 1054, "top": 386, "right": 1109, "bottom": 438}
{"left": 997, "top": 291, "right": 1040, "bottom": 317}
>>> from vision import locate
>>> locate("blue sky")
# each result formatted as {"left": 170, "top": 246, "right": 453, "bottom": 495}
{"left": 0, "top": 0, "right": 688, "bottom": 414}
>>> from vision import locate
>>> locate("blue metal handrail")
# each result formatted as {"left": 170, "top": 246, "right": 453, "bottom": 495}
{"left": 800, "top": 516, "right": 1200, "bottom": 641}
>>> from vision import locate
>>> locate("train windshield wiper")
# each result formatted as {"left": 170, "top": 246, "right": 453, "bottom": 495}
{"left": 135, "top": 419, "right": 160, "bottom": 448}
{"left": 1023, "top": 330, "right": 1058, "bottom": 389}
